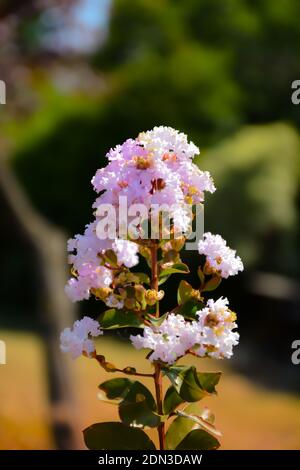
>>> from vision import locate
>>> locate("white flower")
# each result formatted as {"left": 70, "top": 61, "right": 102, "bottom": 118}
{"left": 60, "top": 316, "right": 102, "bottom": 359}
{"left": 198, "top": 232, "right": 244, "bottom": 278}
{"left": 195, "top": 297, "right": 239, "bottom": 359}
{"left": 130, "top": 300, "right": 239, "bottom": 364}
{"left": 112, "top": 238, "right": 139, "bottom": 268}
{"left": 105, "top": 294, "right": 124, "bottom": 310}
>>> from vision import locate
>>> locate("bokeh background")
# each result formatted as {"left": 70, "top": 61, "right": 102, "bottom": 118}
{"left": 0, "top": 0, "right": 300, "bottom": 450}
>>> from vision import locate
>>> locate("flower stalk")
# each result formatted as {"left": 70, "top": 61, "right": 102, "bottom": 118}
{"left": 150, "top": 242, "right": 166, "bottom": 450}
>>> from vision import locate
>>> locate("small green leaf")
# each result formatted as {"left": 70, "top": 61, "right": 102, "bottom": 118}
{"left": 132, "top": 272, "right": 150, "bottom": 285}
{"left": 163, "top": 366, "right": 208, "bottom": 402}
{"left": 99, "top": 308, "right": 143, "bottom": 329}
{"left": 146, "top": 312, "right": 169, "bottom": 327}
{"left": 176, "top": 299, "right": 204, "bottom": 320}
{"left": 119, "top": 400, "right": 161, "bottom": 428}
{"left": 160, "top": 263, "right": 190, "bottom": 278}
{"left": 166, "top": 403, "right": 200, "bottom": 450}
{"left": 177, "top": 280, "right": 194, "bottom": 305}
{"left": 197, "top": 372, "right": 221, "bottom": 394}
{"left": 163, "top": 386, "right": 184, "bottom": 415}
{"left": 99, "top": 378, "right": 132, "bottom": 400}
{"left": 158, "top": 274, "right": 171, "bottom": 285}
{"left": 176, "top": 429, "right": 220, "bottom": 450}
{"left": 83, "top": 422, "right": 156, "bottom": 450}
{"left": 197, "top": 267, "right": 205, "bottom": 286}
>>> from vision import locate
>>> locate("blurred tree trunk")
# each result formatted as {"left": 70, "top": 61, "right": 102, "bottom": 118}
{"left": 0, "top": 157, "right": 81, "bottom": 449}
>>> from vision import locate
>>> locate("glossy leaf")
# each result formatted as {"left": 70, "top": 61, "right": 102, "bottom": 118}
{"left": 99, "top": 308, "right": 143, "bottom": 329}
{"left": 158, "top": 274, "right": 171, "bottom": 285}
{"left": 119, "top": 400, "right": 161, "bottom": 428}
{"left": 177, "top": 280, "right": 194, "bottom": 305}
{"left": 120, "top": 380, "right": 156, "bottom": 411}
{"left": 83, "top": 422, "right": 156, "bottom": 450}
{"left": 164, "top": 366, "right": 208, "bottom": 402}
{"left": 197, "top": 267, "right": 205, "bottom": 286}
{"left": 166, "top": 403, "right": 200, "bottom": 450}
{"left": 146, "top": 312, "right": 168, "bottom": 327}
{"left": 176, "top": 429, "right": 220, "bottom": 450}
{"left": 99, "top": 378, "right": 156, "bottom": 411}
{"left": 197, "top": 372, "right": 221, "bottom": 394}
{"left": 163, "top": 385, "right": 184, "bottom": 415}
{"left": 163, "top": 366, "right": 221, "bottom": 402}
{"left": 159, "top": 263, "right": 190, "bottom": 278}
{"left": 99, "top": 377, "right": 132, "bottom": 400}
{"left": 176, "top": 409, "right": 222, "bottom": 438}
{"left": 176, "top": 298, "right": 204, "bottom": 320}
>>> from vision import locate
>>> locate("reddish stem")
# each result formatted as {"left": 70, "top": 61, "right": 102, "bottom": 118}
{"left": 150, "top": 243, "right": 166, "bottom": 450}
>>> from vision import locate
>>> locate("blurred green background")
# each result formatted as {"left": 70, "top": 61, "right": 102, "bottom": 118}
{"left": 0, "top": 0, "right": 300, "bottom": 449}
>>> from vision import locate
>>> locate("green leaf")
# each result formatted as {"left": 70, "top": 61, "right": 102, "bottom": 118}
{"left": 119, "top": 400, "right": 161, "bottom": 428}
{"left": 146, "top": 312, "right": 169, "bottom": 327}
{"left": 166, "top": 403, "right": 200, "bottom": 450}
{"left": 99, "top": 378, "right": 132, "bottom": 400}
{"left": 197, "top": 372, "right": 221, "bottom": 394}
{"left": 197, "top": 267, "right": 205, "bottom": 286}
{"left": 177, "top": 280, "right": 194, "bottom": 305}
{"left": 83, "top": 422, "right": 156, "bottom": 450}
{"left": 175, "top": 408, "right": 222, "bottom": 438}
{"left": 158, "top": 274, "right": 171, "bottom": 285}
{"left": 163, "top": 366, "right": 209, "bottom": 402}
{"left": 176, "top": 429, "right": 220, "bottom": 450}
{"left": 133, "top": 272, "right": 150, "bottom": 285}
{"left": 176, "top": 298, "right": 204, "bottom": 320}
{"left": 120, "top": 380, "right": 156, "bottom": 410}
{"left": 160, "top": 263, "right": 190, "bottom": 278}
{"left": 163, "top": 386, "right": 184, "bottom": 415}
{"left": 99, "top": 378, "right": 156, "bottom": 410}
{"left": 202, "top": 275, "right": 222, "bottom": 292}
{"left": 99, "top": 308, "right": 143, "bottom": 329}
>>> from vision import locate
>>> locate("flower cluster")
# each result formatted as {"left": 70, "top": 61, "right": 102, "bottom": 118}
{"left": 198, "top": 232, "right": 244, "bottom": 278}
{"left": 65, "top": 127, "right": 215, "bottom": 303}
{"left": 130, "top": 297, "right": 239, "bottom": 364}
{"left": 65, "top": 221, "right": 140, "bottom": 302}
{"left": 60, "top": 316, "right": 102, "bottom": 359}
{"left": 92, "top": 126, "right": 215, "bottom": 213}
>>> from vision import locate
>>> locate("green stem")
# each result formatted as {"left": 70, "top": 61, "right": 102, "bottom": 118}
{"left": 150, "top": 243, "right": 166, "bottom": 450}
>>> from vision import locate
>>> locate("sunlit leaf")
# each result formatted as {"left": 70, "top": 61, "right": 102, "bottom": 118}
{"left": 176, "top": 429, "right": 220, "bottom": 450}
{"left": 99, "top": 308, "right": 143, "bottom": 329}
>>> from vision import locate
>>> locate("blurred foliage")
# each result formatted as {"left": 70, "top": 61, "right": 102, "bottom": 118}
{"left": 196, "top": 124, "right": 300, "bottom": 275}
{"left": 95, "top": 0, "right": 300, "bottom": 128}
{"left": 4, "top": 0, "right": 300, "bottom": 289}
